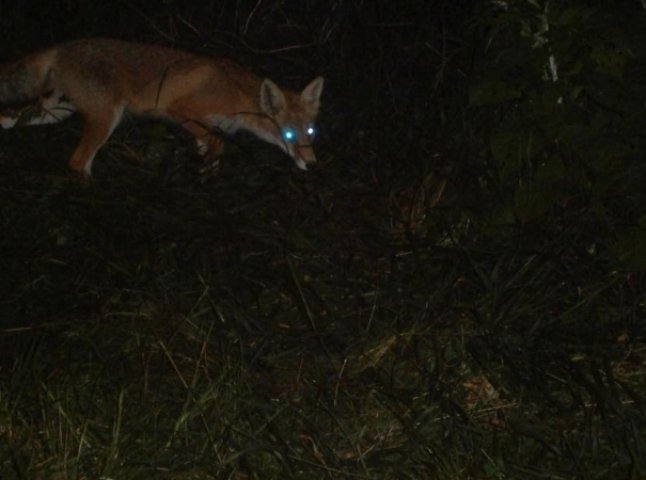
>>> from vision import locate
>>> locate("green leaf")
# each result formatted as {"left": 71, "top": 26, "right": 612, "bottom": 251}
{"left": 534, "top": 156, "right": 565, "bottom": 183}
{"left": 591, "top": 46, "right": 626, "bottom": 78}
{"left": 514, "top": 185, "right": 551, "bottom": 222}
{"left": 490, "top": 130, "right": 521, "bottom": 185}
{"left": 613, "top": 220, "right": 646, "bottom": 270}
{"left": 470, "top": 79, "right": 521, "bottom": 107}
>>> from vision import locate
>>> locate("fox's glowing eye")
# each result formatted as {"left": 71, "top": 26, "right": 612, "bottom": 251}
{"left": 307, "top": 126, "right": 316, "bottom": 137}
{"left": 282, "top": 128, "right": 297, "bottom": 143}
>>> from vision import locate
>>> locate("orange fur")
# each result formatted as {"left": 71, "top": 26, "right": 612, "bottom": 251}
{"left": 0, "top": 38, "right": 324, "bottom": 177}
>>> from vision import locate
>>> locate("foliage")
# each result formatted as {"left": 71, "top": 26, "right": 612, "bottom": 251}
{"left": 0, "top": 1, "right": 645, "bottom": 479}
{"left": 468, "top": 1, "right": 646, "bottom": 268}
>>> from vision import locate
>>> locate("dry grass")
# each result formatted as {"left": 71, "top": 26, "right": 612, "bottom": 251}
{"left": 1, "top": 1, "right": 645, "bottom": 478}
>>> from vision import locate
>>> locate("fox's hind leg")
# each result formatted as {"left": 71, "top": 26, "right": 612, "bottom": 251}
{"left": 69, "top": 105, "right": 125, "bottom": 177}
{"left": 30, "top": 90, "right": 76, "bottom": 125}
{"left": 0, "top": 90, "right": 75, "bottom": 128}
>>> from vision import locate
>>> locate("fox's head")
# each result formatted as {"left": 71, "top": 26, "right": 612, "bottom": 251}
{"left": 258, "top": 77, "right": 324, "bottom": 170}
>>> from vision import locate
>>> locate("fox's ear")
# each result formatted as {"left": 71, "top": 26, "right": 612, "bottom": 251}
{"left": 301, "top": 77, "right": 324, "bottom": 113}
{"left": 260, "top": 79, "right": 287, "bottom": 116}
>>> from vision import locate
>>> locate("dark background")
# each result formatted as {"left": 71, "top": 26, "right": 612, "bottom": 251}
{"left": 1, "top": 1, "right": 645, "bottom": 478}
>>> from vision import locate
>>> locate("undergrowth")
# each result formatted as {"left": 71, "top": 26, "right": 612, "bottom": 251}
{"left": 1, "top": 1, "right": 645, "bottom": 478}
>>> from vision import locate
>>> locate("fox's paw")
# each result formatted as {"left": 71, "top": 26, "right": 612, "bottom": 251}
{"left": 67, "top": 167, "right": 93, "bottom": 185}
{"left": 198, "top": 156, "right": 222, "bottom": 184}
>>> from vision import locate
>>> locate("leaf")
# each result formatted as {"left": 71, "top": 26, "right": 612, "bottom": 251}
{"left": 490, "top": 130, "right": 519, "bottom": 164}
{"left": 534, "top": 156, "right": 565, "bottom": 183}
{"left": 469, "top": 79, "right": 521, "bottom": 107}
{"left": 591, "top": 46, "right": 626, "bottom": 78}
{"left": 613, "top": 220, "right": 646, "bottom": 270}
{"left": 514, "top": 185, "right": 551, "bottom": 222}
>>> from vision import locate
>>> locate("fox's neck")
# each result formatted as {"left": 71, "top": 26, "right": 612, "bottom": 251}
{"left": 208, "top": 112, "right": 278, "bottom": 145}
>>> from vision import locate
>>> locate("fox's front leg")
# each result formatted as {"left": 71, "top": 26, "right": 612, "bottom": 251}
{"left": 69, "top": 105, "right": 125, "bottom": 177}
{"left": 197, "top": 135, "right": 226, "bottom": 183}
{"left": 181, "top": 120, "right": 226, "bottom": 181}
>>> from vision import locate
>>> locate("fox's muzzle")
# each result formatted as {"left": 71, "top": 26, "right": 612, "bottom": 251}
{"left": 294, "top": 144, "right": 316, "bottom": 170}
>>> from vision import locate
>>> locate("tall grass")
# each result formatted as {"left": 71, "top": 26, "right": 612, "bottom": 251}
{"left": 1, "top": 1, "right": 645, "bottom": 478}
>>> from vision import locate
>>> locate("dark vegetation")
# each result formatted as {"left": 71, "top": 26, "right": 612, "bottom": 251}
{"left": 1, "top": 1, "right": 645, "bottom": 478}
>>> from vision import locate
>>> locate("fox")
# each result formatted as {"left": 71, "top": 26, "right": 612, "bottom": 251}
{"left": 0, "top": 38, "right": 324, "bottom": 177}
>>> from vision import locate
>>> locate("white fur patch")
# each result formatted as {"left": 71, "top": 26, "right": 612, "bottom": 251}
{"left": 195, "top": 138, "right": 209, "bottom": 155}
{"left": 84, "top": 105, "right": 125, "bottom": 177}
{"left": 206, "top": 114, "right": 247, "bottom": 135}
{"left": 0, "top": 116, "right": 18, "bottom": 129}
{"left": 0, "top": 91, "right": 76, "bottom": 129}
{"left": 296, "top": 158, "right": 308, "bottom": 170}
{"left": 25, "top": 102, "right": 76, "bottom": 126}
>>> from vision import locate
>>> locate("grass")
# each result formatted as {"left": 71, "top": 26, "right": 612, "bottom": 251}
{"left": 1, "top": 1, "right": 646, "bottom": 478}
{"left": 0, "top": 116, "right": 644, "bottom": 479}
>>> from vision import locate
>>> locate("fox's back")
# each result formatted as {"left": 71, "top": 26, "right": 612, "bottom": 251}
{"left": 49, "top": 39, "right": 260, "bottom": 112}
{"left": 55, "top": 39, "right": 198, "bottom": 86}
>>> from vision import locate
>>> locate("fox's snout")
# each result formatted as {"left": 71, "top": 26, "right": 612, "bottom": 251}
{"left": 293, "top": 145, "right": 316, "bottom": 171}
